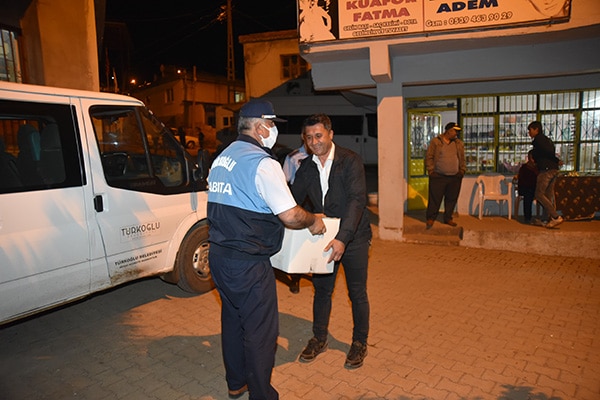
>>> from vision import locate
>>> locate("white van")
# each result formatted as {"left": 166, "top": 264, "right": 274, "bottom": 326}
{"left": 0, "top": 82, "right": 212, "bottom": 325}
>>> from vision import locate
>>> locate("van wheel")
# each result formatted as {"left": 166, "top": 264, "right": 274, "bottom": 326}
{"left": 175, "top": 224, "right": 214, "bottom": 293}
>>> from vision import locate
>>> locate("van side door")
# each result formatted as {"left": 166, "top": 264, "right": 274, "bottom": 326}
{"left": 0, "top": 97, "right": 93, "bottom": 323}
{"left": 79, "top": 101, "right": 199, "bottom": 287}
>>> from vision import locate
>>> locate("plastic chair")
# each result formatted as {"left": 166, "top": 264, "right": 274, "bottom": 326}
{"left": 476, "top": 174, "right": 512, "bottom": 220}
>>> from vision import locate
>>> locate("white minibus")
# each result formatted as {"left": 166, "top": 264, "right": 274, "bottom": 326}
{"left": 0, "top": 82, "right": 212, "bottom": 324}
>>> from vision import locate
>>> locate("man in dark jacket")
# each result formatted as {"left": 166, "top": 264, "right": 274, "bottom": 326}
{"left": 291, "top": 113, "right": 372, "bottom": 369}
{"left": 528, "top": 120, "right": 563, "bottom": 228}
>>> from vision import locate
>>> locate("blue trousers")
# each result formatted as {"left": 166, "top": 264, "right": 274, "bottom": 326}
{"left": 209, "top": 254, "right": 279, "bottom": 400}
{"left": 311, "top": 239, "right": 370, "bottom": 344}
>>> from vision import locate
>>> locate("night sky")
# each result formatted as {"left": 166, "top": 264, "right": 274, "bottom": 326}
{"left": 105, "top": 0, "right": 298, "bottom": 82}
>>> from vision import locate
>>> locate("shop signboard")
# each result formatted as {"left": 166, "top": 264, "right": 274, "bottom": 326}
{"left": 298, "top": 0, "right": 572, "bottom": 42}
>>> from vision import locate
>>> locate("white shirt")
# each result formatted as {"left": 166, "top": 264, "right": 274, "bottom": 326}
{"left": 255, "top": 157, "right": 297, "bottom": 215}
{"left": 312, "top": 143, "right": 335, "bottom": 206}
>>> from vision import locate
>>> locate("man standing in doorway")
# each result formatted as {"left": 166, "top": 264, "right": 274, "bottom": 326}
{"left": 207, "top": 99, "right": 326, "bottom": 400}
{"left": 425, "top": 122, "right": 466, "bottom": 229}
{"left": 528, "top": 120, "right": 563, "bottom": 228}
{"left": 292, "top": 113, "right": 372, "bottom": 369}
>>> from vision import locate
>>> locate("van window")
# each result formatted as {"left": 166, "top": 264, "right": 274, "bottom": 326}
{"left": 329, "top": 116, "right": 363, "bottom": 135}
{"left": 277, "top": 115, "right": 306, "bottom": 136}
{"left": 91, "top": 105, "right": 190, "bottom": 193}
{"left": 0, "top": 100, "right": 83, "bottom": 194}
{"left": 366, "top": 113, "right": 378, "bottom": 138}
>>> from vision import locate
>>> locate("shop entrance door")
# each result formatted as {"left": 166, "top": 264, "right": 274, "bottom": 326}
{"left": 407, "top": 112, "right": 441, "bottom": 210}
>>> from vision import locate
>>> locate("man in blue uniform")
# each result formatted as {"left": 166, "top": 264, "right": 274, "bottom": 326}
{"left": 207, "top": 99, "right": 326, "bottom": 400}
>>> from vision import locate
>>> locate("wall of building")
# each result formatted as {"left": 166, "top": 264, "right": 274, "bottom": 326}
{"left": 20, "top": 0, "right": 99, "bottom": 90}
{"left": 133, "top": 75, "right": 245, "bottom": 152}
{"left": 240, "top": 30, "right": 306, "bottom": 99}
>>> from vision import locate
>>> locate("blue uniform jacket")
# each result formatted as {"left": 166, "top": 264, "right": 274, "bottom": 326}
{"left": 207, "top": 135, "right": 284, "bottom": 260}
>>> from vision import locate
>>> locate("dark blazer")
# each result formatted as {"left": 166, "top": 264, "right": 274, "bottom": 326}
{"left": 291, "top": 145, "right": 372, "bottom": 246}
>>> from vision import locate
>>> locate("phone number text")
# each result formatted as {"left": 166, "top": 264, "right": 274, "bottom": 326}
{"left": 426, "top": 11, "right": 514, "bottom": 28}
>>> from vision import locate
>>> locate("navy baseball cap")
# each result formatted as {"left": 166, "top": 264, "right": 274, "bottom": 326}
{"left": 239, "top": 99, "right": 286, "bottom": 122}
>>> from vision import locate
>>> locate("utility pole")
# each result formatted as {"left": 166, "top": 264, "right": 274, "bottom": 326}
{"left": 226, "top": 0, "right": 235, "bottom": 103}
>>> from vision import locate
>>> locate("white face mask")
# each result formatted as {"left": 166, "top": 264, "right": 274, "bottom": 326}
{"left": 260, "top": 124, "right": 278, "bottom": 149}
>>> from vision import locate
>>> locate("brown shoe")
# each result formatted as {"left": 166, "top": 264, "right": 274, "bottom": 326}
{"left": 445, "top": 219, "right": 457, "bottom": 227}
{"left": 426, "top": 219, "right": 434, "bottom": 229}
{"left": 299, "top": 337, "right": 328, "bottom": 362}
{"left": 228, "top": 384, "right": 248, "bottom": 399}
{"left": 344, "top": 341, "right": 368, "bottom": 369}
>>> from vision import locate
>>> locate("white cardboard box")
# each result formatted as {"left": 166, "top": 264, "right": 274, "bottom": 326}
{"left": 270, "top": 218, "right": 340, "bottom": 274}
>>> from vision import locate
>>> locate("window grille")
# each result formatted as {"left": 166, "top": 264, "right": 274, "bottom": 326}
{"left": 281, "top": 55, "right": 308, "bottom": 80}
{"left": 459, "top": 90, "right": 600, "bottom": 174}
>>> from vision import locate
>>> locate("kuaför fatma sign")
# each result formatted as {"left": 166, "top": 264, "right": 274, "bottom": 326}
{"left": 298, "top": 0, "right": 571, "bottom": 42}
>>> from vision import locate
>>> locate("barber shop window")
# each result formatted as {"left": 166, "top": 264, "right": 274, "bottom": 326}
{"left": 462, "top": 95, "right": 536, "bottom": 174}
{"left": 460, "top": 89, "right": 600, "bottom": 174}
{"left": 281, "top": 54, "right": 308, "bottom": 80}
{"left": 0, "top": 28, "right": 22, "bottom": 83}
{"left": 580, "top": 90, "right": 600, "bottom": 172}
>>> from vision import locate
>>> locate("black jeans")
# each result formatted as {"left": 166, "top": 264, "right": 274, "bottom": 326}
{"left": 311, "top": 239, "right": 370, "bottom": 344}
{"left": 426, "top": 174, "right": 463, "bottom": 222}
{"left": 521, "top": 187, "right": 536, "bottom": 221}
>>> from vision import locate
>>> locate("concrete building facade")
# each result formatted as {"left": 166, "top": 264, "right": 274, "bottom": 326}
{"left": 132, "top": 67, "right": 245, "bottom": 151}
{"left": 240, "top": 30, "right": 310, "bottom": 99}
{"left": 2, "top": 0, "right": 100, "bottom": 91}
